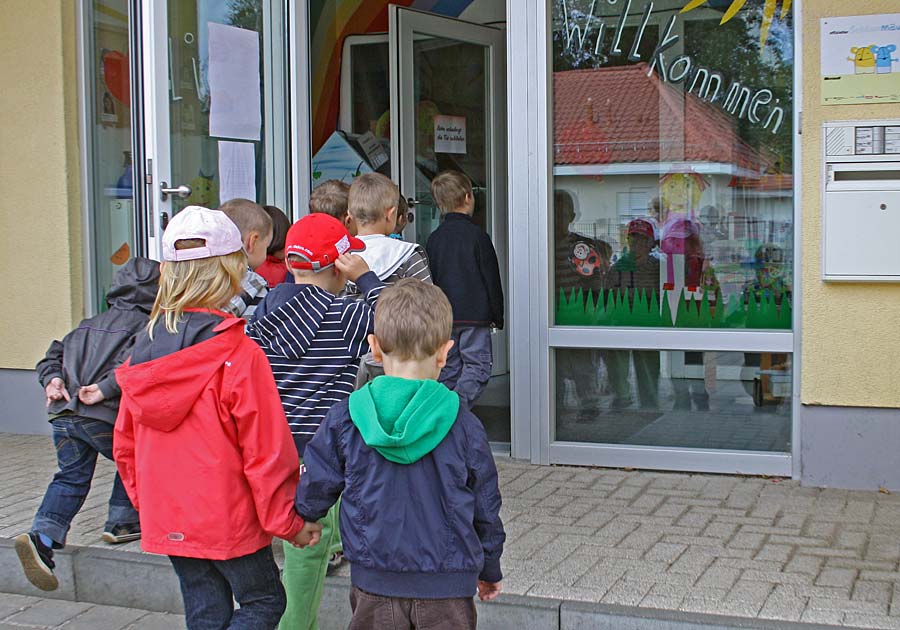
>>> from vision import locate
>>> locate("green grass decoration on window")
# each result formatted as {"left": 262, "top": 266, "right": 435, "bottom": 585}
{"left": 555, "top": 288, "right": 791, "bottom": 329}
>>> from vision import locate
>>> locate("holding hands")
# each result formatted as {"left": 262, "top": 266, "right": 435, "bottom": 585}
{"left": 291, "top": 520, "right": 323, "bottom": 548}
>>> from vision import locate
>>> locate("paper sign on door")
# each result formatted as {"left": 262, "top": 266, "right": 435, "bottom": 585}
{"left": 435, "top": 115, "right": 466, "bottom": 154}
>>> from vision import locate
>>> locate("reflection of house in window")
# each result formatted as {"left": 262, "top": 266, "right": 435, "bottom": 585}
{"left": 553, "top": 62, "right": 792, "bottom": 297}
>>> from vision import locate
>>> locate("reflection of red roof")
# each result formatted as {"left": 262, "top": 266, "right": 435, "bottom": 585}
{"left": 553, "top": 64, "right": 769, "bottom": 171}
{"left": 729, "top": 174, "right": 793, "bottom": 190}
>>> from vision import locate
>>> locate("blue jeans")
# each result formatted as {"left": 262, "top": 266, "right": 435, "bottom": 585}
{"left": 439, "top": 326, "right": 493, "bottom": 409}
{"left": 170, "top": 545, "right": 286, "bottom": 630}
{"left": 32, "top": 416, "right": 138, "bottom": 547}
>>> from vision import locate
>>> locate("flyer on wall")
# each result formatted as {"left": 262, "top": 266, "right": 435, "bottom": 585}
{"left": 821, "top": 13, "right": 900, "bottom": 105}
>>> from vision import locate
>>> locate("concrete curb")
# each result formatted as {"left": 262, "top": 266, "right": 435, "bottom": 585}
{"left": 0, "top": 540, "right": 862, "bottom": 630}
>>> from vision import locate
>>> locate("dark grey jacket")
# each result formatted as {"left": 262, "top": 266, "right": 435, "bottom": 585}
{"left": 35, "top": 257, "right": 160, "bottom": 424}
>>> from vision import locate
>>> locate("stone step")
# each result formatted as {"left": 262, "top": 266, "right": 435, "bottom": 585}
{"left": 0, "top": 538, "right": 856, "bottom": 630}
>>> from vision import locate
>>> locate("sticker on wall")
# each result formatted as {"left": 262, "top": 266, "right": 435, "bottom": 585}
{"left": 434, "top": 115, "right": 466, "bottom": 154}
{"left": 821, "top": 14, "right": 900, "bottom": 105}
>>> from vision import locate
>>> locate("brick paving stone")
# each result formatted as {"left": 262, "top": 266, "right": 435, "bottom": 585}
{"left": 755, "top": 543, "right": 793, "bottom": 562}
{"left": 853, "top": 581, "right": 894, "bottom": 606}
{"left": 58, "top": 604, "right": 150, "bottom": 630}
{"left": 817, "top": 568, "right": 860, "bottom": 589}
{"left": 0, "top": 595, "right": 40, "bottom": 622}
{"left": 785, "top": 554, "right": 825, "bottom": 575}
{"left": 842, "top": 614, "right": 900, "bottom": 629}
{"left": 124, "top": 613, "right": 186, "bottom": 630}
{"left": 801, "top": 608, "right": 846, "bottom": 624}
{"left": 601, "top": 578, "right": 653, "bottom": 606}
{"left": 4, "top": 599, "right": 93, "bottom": 626}
{"left": 640, "top": 594, "right": 685, "bottom": 610}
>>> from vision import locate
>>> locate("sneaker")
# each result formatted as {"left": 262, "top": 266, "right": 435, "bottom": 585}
{"left": 101, "top": 523, "right": 141, "bottom": 545}
{"left": 327, "top": 551, "right": 344, "bottom": 574}
{"left": 14, "top": 532, "right": 58, "bottom": 591}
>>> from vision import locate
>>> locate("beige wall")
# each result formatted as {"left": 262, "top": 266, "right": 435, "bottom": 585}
{"left": 802, "top": 1, "right": 900, "bottom": 408}
{"left": 0, "top": 1, "right": 82, "bottom": 370}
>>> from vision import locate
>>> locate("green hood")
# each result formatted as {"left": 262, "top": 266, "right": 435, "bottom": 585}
{"left": 348, "top": 376, "right": 460, "bottom": 464}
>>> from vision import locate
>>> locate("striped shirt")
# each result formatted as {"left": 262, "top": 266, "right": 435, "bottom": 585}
{"left": 345, "top": 245, "right": 432, "bottom": 298}
{"left": 246, "top": 272, "right": 383, "bottom": 456}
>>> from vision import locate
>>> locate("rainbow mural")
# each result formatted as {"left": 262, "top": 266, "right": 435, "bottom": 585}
{"left": 309, "top": 0, "right": 477, "bottom": 153}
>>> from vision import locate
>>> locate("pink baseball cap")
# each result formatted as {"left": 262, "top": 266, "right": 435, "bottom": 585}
{"left": 162, "top": 206, "right": 244, "bottom": 262}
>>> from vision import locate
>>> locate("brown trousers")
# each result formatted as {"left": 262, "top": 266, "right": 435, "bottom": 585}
{"left": 348, "top": 586, "right": 476, "bottom": 630}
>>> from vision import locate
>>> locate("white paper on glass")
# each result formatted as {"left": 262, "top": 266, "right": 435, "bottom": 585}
{"left": 434, "top": 115, "right": 466, "bottom": 154}
{"left": 208, "top": 22, "right": 261, "bottom": 141}
{"left": 218, "top": 141, "right": 256, "bottom": 202}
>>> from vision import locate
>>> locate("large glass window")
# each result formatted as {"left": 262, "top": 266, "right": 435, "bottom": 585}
{"left": 556, "top": 348, "right": 791, "bottom": 451}
{"left": 85, "top": 0, "right": 135, "bottom": 309}
{"left": 551, "top": 0, "right": 794, "bottom": 330}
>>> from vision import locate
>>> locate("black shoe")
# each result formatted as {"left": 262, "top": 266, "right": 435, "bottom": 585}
{"left": 326, "top": 551, "right": 344, "bottom": 575}
{"left": 101, "top": 523, "right": 141, "bottom": 544}
{"left": 14, "top": 532, "right": 58, "bottom": 591}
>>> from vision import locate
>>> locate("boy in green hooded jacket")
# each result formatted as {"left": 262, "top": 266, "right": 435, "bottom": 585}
{"left": 295, "top": 279, "right": 505, "bottom": 630}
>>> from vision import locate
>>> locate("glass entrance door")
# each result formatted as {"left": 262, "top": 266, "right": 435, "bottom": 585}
{"left": 389, "top": 7, "right": 510, "bottom": 441}
{"left": 141, "top": 0, "right": 289, "bottom": 258}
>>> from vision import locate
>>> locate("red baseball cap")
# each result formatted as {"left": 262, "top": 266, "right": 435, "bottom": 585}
{"left": 627, "top": 219, "right": 655, "bottom": 240}
{"left": 285, "top": 213, "right": 365, "bottom": 272}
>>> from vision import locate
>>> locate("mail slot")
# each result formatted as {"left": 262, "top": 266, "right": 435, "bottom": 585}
{"left": 823, "top": 121, "right": 900, "bottom": 281}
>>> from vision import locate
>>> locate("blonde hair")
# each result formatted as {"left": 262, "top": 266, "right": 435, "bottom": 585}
{"left": 148, "top": 242, "right": 247, "bottom": 337}
{"left": 219, "top": 198, "right": 272, "bottom": 239}
{"left": 309, "top": 180, "right": 350, "bottom": 220}
{"left": 374, "top": 279, "right": 452, "bottom": 360}
{"left": 431, "top": 170, "right": 472, "bottom": 215}
{"left": 348, "top": 173, "right": 399, "bottom": 226}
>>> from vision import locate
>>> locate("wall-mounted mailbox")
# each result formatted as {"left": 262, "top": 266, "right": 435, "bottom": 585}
{"left": 823, "top": 121, "right": 900, "bottom": 282}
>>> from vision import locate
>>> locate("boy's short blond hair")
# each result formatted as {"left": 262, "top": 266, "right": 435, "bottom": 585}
{"left": 348, "top": 173, "right": 399, "bottom": 226}
{"left": 309, "top": 180, "right": 350, "bottom": 220}
{"left": 219, "top": 198, "right": 272, "bottom": 239}
{"left": 431, "top": 170, "right": 472, "bottom": 214}
{"left": 374, "top": 279, "right": 452, "bottom": 361}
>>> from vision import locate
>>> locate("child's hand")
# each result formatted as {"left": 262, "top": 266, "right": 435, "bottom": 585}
{"left": 291, "top": 521, "right": 324, "bottom": 548}
{"left": 477, "top": 580, "right": 502, "bottom": 601}
{"left": 335, "top": 254, "right": 370, "bottom": 283}
{"left": 78, "top": 384, "right": 106, "bottom": 406}
{"left": 45, "top": 377, "right": 70, "bottom": 407}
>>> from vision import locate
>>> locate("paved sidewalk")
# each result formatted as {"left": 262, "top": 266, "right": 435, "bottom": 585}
{"left": 0, "top": 592, "right": 184, "bottom": 629}
{"left": 2, "top": 433, "right": 900, "bottom": 628}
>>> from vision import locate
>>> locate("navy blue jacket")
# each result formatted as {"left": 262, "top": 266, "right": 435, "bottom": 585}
{"left": 426, "top": 213, "right": 504, "bottom": 329}
{"left": 295, "top": 399, "right": 505, "bottom": 599}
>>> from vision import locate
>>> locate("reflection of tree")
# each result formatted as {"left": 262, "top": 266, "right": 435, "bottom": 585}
{"left": 551, "top": 0, "right": 793, "bottom": 172}
{"left": 226, "top": 0, "right": 261, "bottom": 31}
{"left": 685, "top": 11, "right": 793, "bottom": 171}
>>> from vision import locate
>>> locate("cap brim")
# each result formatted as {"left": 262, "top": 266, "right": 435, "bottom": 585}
{"left": 346, "top": 235, "right": 366, "bottom": 253}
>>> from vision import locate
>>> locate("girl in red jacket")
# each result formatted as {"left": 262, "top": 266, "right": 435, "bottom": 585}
{"left": 113, "top": 206, "right": 322, "bottom": 630}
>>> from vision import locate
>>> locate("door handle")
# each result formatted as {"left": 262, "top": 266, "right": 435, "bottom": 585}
{"left": 160, "top": 182, "right": 192, "bottom": 200}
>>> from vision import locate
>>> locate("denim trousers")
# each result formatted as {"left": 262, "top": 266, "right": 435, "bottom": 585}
{"left": 169, "top": 545, "right": 286, "bottom": 630}
{"left": 32, "top": 416, "right": 138, "bottom": 547}
{"left": 439, "top": 326, "right": 493, "bottom": 409}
